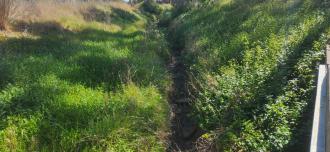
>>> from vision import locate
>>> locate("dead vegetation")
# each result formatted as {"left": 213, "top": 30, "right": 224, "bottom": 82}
{"left": 0, "top": 0, "right": 13, "bottom": 30}
{"left": 0, "top": 0, "right": 138, "bottom": 33}
{"left": 0, "top": 0, "right": 39, "bottom": 31}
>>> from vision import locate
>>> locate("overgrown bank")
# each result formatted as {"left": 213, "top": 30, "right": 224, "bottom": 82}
{"left": 1, "top": 0, "right": 330, "bottom": 151}
{"left": 168, "top": 0, "right": 330, "bottom": 151}
{"left": 0, "top": 1, "right": 171, "bottom": 151}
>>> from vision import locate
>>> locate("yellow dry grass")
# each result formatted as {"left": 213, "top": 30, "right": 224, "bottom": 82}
{"left": 1, "top": 0, "right": 139, "bottom": 35}
{"left": 0, "top": 0, "right": 13, "bottom": 30}
{"left": 14, "top": 1, "right": 136, "bottom": 23}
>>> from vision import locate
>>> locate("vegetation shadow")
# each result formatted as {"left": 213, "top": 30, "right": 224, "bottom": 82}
{"left": 1, "top": 21, "right": 152, "bottom": 88}
{"left": 82, "top": 6, "right": 138, "bottom": 26}
{"left": 0, "top": 20, "right": 159, "bottom": 150}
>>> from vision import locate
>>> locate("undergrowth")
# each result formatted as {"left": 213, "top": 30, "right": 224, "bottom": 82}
{"left": 1, "top": 0, "right": 329, "bottom": 151}
{"left": 0, "top": 1, "right": 170, "bottom": 151}
{"left": 170, "top": 0, "right": 330, "bottom": 151}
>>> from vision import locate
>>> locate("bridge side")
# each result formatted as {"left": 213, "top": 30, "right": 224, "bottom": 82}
{"left": 310, "top": 43, "right": 330, "bottom": 152}
{"left": 310, "top": 64, "right": 327, "bottom": 152}
{"left": 326, "top": 43, "right": 330, "bottom": 152}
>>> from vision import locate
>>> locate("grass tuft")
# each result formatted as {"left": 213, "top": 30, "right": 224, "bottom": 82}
{"left": 0, "top": 1, "right": 170, "bottom": 151}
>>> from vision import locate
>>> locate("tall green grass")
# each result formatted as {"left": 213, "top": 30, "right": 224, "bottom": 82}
{"left": 0, "top": 2, "right": 170, "bottom": 151}
{"left": 171, "top": 0, "right": 330, "bottom": 151}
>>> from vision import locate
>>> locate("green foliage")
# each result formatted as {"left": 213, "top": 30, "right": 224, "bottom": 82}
{"left": 141, "top": 0, "right": 162, "bottom": 15}
{"left": 82, "top": 6, "right": 140, "bottom": 27}
{"left": 0, "top": 3, "right": 170, "bottom": 151}
{"left": 172, "top": 0, "right": 330, "bottom": 151}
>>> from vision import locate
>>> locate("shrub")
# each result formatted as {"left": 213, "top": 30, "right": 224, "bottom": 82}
{"left": 141, "top": 0, "right": 162, "bottom": 15}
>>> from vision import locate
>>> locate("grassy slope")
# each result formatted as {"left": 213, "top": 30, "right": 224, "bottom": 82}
{"left": 0, "top": 2, "right": 170, "bottom": 151}
{"left": 172, "top": 0, "right": 330, "bottom": 151}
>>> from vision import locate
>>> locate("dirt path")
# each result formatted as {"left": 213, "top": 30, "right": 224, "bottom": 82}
{"left": 167, "top": 31, "right": 203, "bottom": 151}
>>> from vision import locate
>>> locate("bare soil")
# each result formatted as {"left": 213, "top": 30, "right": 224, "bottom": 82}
{"left": 167, "top": 34, "right": 203, "bottom": 151}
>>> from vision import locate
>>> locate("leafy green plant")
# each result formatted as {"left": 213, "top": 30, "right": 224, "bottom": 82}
{"left": 170, "top": 0, "right": 330, "bottom": 151}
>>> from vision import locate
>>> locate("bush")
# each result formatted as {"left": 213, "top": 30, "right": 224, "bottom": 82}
{"left": 141, "top": 0, "right": 161, "bottom": 15}
{"left": 0, "top": 0, "right": 13, "bottom": 30}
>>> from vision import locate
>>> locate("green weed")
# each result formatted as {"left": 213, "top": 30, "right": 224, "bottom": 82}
{"left": 0, "top": 2, "right": 170, "bottom": 151}
{"left": 171, "top": 0, "right": 330, "bottom": 151}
